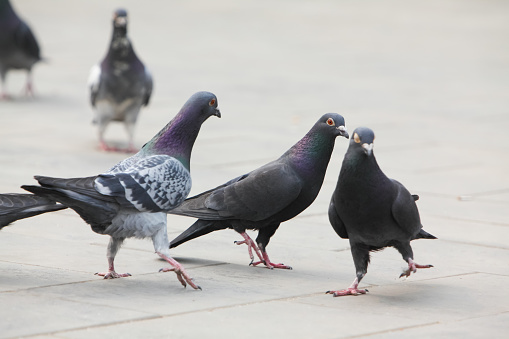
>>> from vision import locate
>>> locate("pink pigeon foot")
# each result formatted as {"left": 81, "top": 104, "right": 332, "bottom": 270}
{"left": 250, "top": 251, "right": 292, "bottom": 270}
{"left": 400, "top": 258, "right": 433, "bottom": 278}
{"left": 0, "top": 92, "right": 12, "bottom": 100}
{"left": 95, "top": 271, "right": 132, "bottom": 279}
{"left": 326, "top": 278, "right": 368, "bottom": 297}
{"left": 99, "top": 140, "right": 137, "bottom": 153}
{"left": 157, "top": 252, "right": 201, "bottom": 290}
{"left": 23, "top": 80, "right": 34, "bottom": 97}
{"left": 234, "top": 232, "right": 264, "bottom": 263}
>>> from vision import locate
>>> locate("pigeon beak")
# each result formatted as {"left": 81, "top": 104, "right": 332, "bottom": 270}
{"left": 214, "top": 108, "right": 221, "bottom": 118}
{"left": 337, "top": 126, "right": 349, "bottom": 139}
{"left": 115, "top": 17, "right": 127, "bottom": 27}
{"left": 362, "top": 143, "right": 373, "bottom": 156}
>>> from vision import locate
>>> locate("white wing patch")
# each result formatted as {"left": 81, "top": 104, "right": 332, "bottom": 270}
{"left": 88, "top": 64, "right": 101, "bottom": 91}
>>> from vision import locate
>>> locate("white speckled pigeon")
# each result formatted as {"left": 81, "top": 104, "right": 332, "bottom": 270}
{"left": 88, "top": 8, "right": 153, "bottom": 153}
{"left": 0, "top": 0, "right": 41, "bottom": 98}
{"left": 22, "top": 92, "right": 220, "bottom": 290}
{"left": 327, "top": 127, "right": 436, "bottom": 297}
{"left": 0, "top": 193, "right": 66, "bottom": 229}
{"left": 170, "top": 114, "right": 349, "bottom": 269}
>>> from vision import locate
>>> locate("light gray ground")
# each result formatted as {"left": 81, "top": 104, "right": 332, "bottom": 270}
{"left": 0, "top": 0, "right": 508, "bottom": 338}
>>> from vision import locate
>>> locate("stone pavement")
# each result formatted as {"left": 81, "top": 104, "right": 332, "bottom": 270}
{"left": 1, "top": 0, "right": 508, "bottom": 338}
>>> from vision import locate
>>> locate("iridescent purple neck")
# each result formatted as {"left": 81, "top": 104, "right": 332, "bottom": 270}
{"left": 285, "top": 129, "right": 335, "bottom": 177}
{"left": 143, "top": 107, "right": 202, "bottom": 171}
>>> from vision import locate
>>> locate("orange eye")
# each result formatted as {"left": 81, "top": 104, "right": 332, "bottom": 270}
{"left": 209, "top": 99, "right": 216, "bottom": 106}
{"left": 326, "top": 118, "right": 335, "bottom": 126}
{"left": 353, "top": 133, "right": 361, "bottom": 143}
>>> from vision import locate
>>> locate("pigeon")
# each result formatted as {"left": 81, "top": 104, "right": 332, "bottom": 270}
{"left": 170, "top": 113, "right": 349, "bottom": 269}
{"left": 88, "top": 8, "right": 153, "bottom": 153}
{"left": 22, "top": 91, "right": 221, "bottom": 290}
{"left": 326, "top": 127, "right": 436, "bottom": 297}
{"left": 0, "top": 193, "right": 66, "bottom": 229}
{"left": 0, "top": 0, "right": 42, "bottom": 98}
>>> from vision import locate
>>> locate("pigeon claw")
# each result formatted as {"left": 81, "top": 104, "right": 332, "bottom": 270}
{"left": 250, "top": 259, "right": 292, "bottom": 270}
{"left": 95, "top": 271, "right": 132, "bottom": 279}
{"left": 235, "top": 232, "right": 264, "bottom": 263}
{"left": 326, "top": 288, "right": 368, "bottom": 297}
{"left": 400, "top": 259, "right": 434, "bottom": 279}
{"left": 157, "top": 253, "right": 201, "bottom": 290}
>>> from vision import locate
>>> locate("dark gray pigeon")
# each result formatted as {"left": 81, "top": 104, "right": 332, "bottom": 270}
{"left": 88, "top": 8, "right": 153, "bottom": 153}
{"left": 0, "top": 193, "right": 66, "bottom": 229}
{"left": 22, "top": 91, "right": 220, "bottom": 290}
{"left": 170, "top": 114, "right": 349, "bottom": 269}
{"left": 0, "top": 0, "right": 41, "bottom": 98}
{"left": 326, "top": 127, "right": 436, "bottom": 297}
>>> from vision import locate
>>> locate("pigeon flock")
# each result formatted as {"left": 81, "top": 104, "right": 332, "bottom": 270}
{"left": 0, "top": 2, "right": 436, "bottom": 296}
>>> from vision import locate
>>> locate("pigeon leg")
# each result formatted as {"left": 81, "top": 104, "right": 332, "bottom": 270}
{"left": 24, "top": 71, "right": 34, "bottom": 97}
{"left": 248, "top": 225, "right": 291, "bottom": 269}
{"left": 95, "top": 237, "right": 131, "bottom": 279}
{"left": 326, "top": 277, "right": 368, "bottom": 297}
{"left": 0, "top": 76, "right": 11, "bottom": 100}
{"left": 400, "top": 258, "right": 434, "bottom": 278}
{"left": 157, "top": 252, "right": 201, "bottom": 290}
{"left": 123, "top": 120, "right": 138, "bottom": 153}
{"left": 125, "top": 142, "right": 137, "bottom": 153}
{"left": 234, "top": 232, "right": 264, "bottom": 264}
{"left": 99, "top": 139, "right": 121, "bottom": 152}
{"left": 326, "top": 242, "right": 369, "bottom": 296}
{"left": 250, "top": 251, "right": 292, "bottom": 270}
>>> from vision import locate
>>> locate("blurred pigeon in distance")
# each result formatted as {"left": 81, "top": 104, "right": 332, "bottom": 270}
{"left": 0, "top": 0, "right": 42, "bottom": 99}
{"left": 170, "top": 114, "right": 349, "bottom": 270}
{"left": 88, "top": 8, "right": 153, "bottom": 153}
{"left": 22, "top": 92, "right": 221, "bottom": 290}
{"left": 327, "top": 127, "right": 436, "bottom": 297}
{"left": 0, "top": 193, "right": 66, "bottom": 229}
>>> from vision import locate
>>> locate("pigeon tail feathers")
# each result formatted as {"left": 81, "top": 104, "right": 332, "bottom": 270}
{"left": 0, "top": 193, "right": 66, "bottom": 228}
{"left": 22, "top": 176, "right": 120, "bottom": 234}
{"left": 413, "top": 229, "right": 437, "bottom": 240}
{"left": 170, "top": 219, "right": 227, "bottom": 248}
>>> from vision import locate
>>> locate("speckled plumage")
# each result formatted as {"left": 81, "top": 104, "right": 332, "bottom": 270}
{"left": 22, "top": 92, "right": 220, "bottom": 288}
{"left": 170, "top": 113, "right": 349, "bottom": 269}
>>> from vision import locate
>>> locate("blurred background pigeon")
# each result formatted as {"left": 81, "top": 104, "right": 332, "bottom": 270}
{"left": 88, "top": 8, "right": 153, "bottom": 153}
{"left": 0, "top": 193, "right": 66, "bottom": 229}
{"left": 170, "top": 113, "right": 349, "bottom": 269}
{"left": 22, "top": 92, "right": 220, "bottom": 290}
{"left": 327, "top": 127, "right": 436, "bottom": 297}
{"left": 0, "top": 0, "right": 42, "bottom": 99}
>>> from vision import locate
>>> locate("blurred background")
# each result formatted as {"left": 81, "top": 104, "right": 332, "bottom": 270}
{"left": 1, "top": 0, "right": 508, "bottom": 225}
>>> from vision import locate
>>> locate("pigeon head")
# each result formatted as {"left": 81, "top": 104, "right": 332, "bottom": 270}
{"left": 143, "top": 91, "right": 221, "bottom": 170}
{"left": 285, "top": 113, "right": 347, "bottom": 176}
{"left": 350, "top": 127, "right": 375, "bottom": 156}
{"left": 180, "top": 91, "right": 221, "bottom": 121}
{"left": 113, "top": 9, "right": 128, "bottom": 30}
{"left": 317, "top": 113, "right": 349, "bottom": 139}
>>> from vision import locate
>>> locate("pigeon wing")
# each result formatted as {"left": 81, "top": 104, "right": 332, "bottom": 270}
{"left": 14, "top": 21, "right": 40, "bottom": 61}
{"left": 95, "top": 155, "right": 191, "bottom": 212}
{"left": 88, "top": 64, "right": 101, "bottom": 107}
{"left": 390, "top": 179, "right": 421, "bottom": 235}
{"left": 142, "top": 67, "right": 153, "bottom": 106}
{"left": 328, "top": 195, "right": 348, "bottom": 239}
{"left": 205, "top": 161, "right": 303, "bottom": 221}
